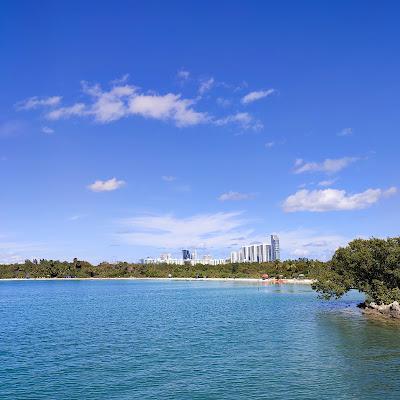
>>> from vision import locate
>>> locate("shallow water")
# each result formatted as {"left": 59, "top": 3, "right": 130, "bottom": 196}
{"left": 0, "top": 280, "right": 399, "bottom": 399}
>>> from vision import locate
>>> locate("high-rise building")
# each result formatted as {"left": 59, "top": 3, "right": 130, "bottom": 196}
{"left": 257, "top": 244, "right": 271, "bottom": 262}
{"left": 241, "top": 246, "right": 249, "bottom": 262}
{"left": 230, "top": 251, "right": 239, "bottom": 263}
{"left": 249, "top": 245, "right": 257, "bottom": 262}
{"left": 230, "top": 235, "right": 280, "bottom": 263}
{"left": 160, "top": 253, "right": 172, "bottom": 261}
{"left": 182, "top": 249, "right": 191, "bottom": 261}
{"left": 142, "top": 236, "right": 280, "bottom": 266}
{"left": 141, "top": 250, "right": 226, "bottom": 266}
{"left": 271, "top": 235, "right": 280, "bottom": 261}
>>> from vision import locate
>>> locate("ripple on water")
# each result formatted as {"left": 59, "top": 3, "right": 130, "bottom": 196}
{"left": 0, "top": 280, "right": 399, "bottom": 399}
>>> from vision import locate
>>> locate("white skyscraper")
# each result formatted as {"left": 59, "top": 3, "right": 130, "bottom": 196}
{"left": 229, "top": 235, "right": 280, "bottom": 263}
{"left": 160, "top": 253, "right": 172, "bottom": 261}
{"left": 270, "top": 235, "right": 280, "bottom": 261}
{"left": 230, "top": 251, "right": 239, "bottom": 263}
{"left": 257, "top": 244, "right": 271, "bottom": 262}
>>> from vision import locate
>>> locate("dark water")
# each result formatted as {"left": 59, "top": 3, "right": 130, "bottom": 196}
{"left": 0, "top": 280, "right": 399, "bottom": 399}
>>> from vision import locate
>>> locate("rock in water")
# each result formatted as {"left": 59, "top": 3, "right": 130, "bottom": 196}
{"left": 367, "top": 301, "right": 400, "bottom": 319}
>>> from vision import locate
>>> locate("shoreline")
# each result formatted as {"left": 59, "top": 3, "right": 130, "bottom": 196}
{"left": 0, "top": 277, "right": 314, "bottom": 284}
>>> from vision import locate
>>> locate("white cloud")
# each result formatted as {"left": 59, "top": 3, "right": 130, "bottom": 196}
{"left": 46, "top": 103, "right": 87, "bottom": 120}
{"left": 282, "top": 187, "right": 397, "bottom": 212}
{"left": 162, "top": 175, "right": 177, "bottom": 182}
{"left": 110, "top": 74, "right": 130, "bottom": 85}
{"left": 42, "top": 126, "right": 54, "bottom": 134}
{"left": 0, "top": 236, "right": 45, "bottom": 264}
{"left": 118, "top": 211, "right": 253, "bottom": 250}
{"left": 293, "top": 157, "right": 358, "bottom": 174}
{"left": 15, "top": 96, "right": 62, "bottom": 110}
{"left": 117, "top": 213, "right": 351, "bottom": 260}
{"left": 265, "top": 141, "right": 275, "bottom": 148}
{"left": 37, "top": 81, "right": 207, "bottom": 127}
{"left": 233, "top": 81, "right": 249, "bottom": 92}
{"left": 67, "top": 214, "right": 87, "bottom": 221}
{"left": 88, "top": 178, "right": 125, "bottom": 192}
{"left": 17, "top": 77, "right": 272, "bottom": 130}
{"left": 177, "top": 69, "right": 190, "bottom": 81}
{"left": 298, "top": 183, "right": 309, "bottom": 189}
{"left": 318, "top": 179, "right": 337, "bottom": 187}
{"left": 338, "top": 127, "right": 353, "bottom": 136}
{"left": 216, "top": 98, "right": 231, "bottom": 108}
{"left": 83, "top": 82, "right": 136, "bottom": 123}
{"left": 277, "top": 229, "right": 350, "bottom": 260}
{"left": 129, "top": 93, "right": 208, "bottom": 127}
{"left": 218, "top": 191, "right": 255, "bottom": 201}
{"left": 48, "top": 81, "right": 137, "bottom": 123}
{"left": 215, "top": 112, "right": 263, "bottom": 131}
{"left": 241, "top": 89, "right": 275, "bottom": 104}
{"left": 266, "top": 139, "right": 286, "bottom": 149}
{"left": 198, "top": 77, "right": 215, "bottom": 94}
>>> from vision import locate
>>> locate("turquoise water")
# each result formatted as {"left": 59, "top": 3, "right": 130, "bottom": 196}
{"left": 1, "top": 280, "right": 400, "bottom": 399}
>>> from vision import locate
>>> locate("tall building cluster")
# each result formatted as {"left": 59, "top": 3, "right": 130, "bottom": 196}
{"left": 230, "top": 235, "right": 280, "bottom": 263}
{"left": 140, "top": 234, "right": 280, "bottom": 265}
{"left": 141, "top": 250, "right": 226, "bottom": 266}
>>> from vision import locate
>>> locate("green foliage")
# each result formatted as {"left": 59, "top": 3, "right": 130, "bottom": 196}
{"left": 0, "top": 258, "right": 327, "bottom": 280}
{"left": 312, "top": 237, "right": 400, "bottom": 304}
{"left": 3, "top": 238, "right": 398, "bottom": 306}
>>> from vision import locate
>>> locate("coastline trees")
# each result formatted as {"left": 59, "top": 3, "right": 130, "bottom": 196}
{"left": 2, "top": 237, "right": 399, "bottom": 304}
{"left": 0, "top": 258, "right": 326, "bottom": 280}
{"left": 312, "top": 237, "right": 400, "bottom": 305}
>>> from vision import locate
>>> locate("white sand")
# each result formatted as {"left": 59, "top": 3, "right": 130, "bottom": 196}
{"left": 0, "top": 277, "right": 314, "bottom": 284}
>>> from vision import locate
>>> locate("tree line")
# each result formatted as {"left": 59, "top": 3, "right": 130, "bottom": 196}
{"left": 0, "top": 257, "right": 326, "bottom": 280}
{"left": 2, "top": 237, "right": 399, "bottom": 305}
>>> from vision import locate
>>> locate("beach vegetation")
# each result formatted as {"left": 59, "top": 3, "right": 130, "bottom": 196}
{"left": 312, "top": 237, "right": 400, "bottom": 304}
{"left": 0, "top": 258, "right": 326, "bottom": 280}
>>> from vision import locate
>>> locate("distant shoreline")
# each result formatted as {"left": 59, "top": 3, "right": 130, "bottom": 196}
{"left": 0, "top": 277, "right": 314, "bottom": 284}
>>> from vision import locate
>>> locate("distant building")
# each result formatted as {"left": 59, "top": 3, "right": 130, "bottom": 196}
{"left": 141, "top": 249, "right": 226, "bottom": 266}
{"left": 160, "top": 253, "right": 172, "bottom": 261}
{"left": 203, "top": 254, "right": 213, "bottom": 262}
{"left": 193, "top": 256, "right": 226, "bottom": 266}
{"left": 230, "top": 251, "right": 239, "bottom": 263}
{"left": 141, "top": 236, "right": 279, "bottom": 266}
{"left": 141, "top": 256, "right": 184, "bottom": 265}
{"left": 182, "top": 249, "right": 191, "bottom": 261}
{"left": 271, "top": 235, "right": 280, "bottom": 261}
{"left": 230, "top": 234, "right": 280, "bottom": 263}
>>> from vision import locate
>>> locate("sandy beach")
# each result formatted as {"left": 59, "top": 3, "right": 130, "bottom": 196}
{"left": 0, "top": 277, "right": 314, "bottom": 284}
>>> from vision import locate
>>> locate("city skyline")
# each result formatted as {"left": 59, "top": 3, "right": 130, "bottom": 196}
{"left": 230, "top": 235, "right": 280, "bottom": 264}
{"left": 0, "top": 1, "right": 399, "bottom": 264}
{"left": 141, "top": 234, "right": 280, "bottom": 265}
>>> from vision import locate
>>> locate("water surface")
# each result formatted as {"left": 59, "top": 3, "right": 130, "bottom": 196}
{"left": 1, "top": 280, "right": 399, "bottom": 399}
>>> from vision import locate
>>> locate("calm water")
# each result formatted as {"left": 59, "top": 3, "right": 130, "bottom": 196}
{"left": 1, "top": 280, "right": 400, "bottom": 399}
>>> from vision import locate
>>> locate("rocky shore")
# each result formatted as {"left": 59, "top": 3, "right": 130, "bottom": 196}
{"left": 360, "top": 301, "right": 400, "bottom": 319}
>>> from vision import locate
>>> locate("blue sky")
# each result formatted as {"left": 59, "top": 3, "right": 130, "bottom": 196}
{"left": 1, "top": 1, "right": 399, "bottom": 263}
